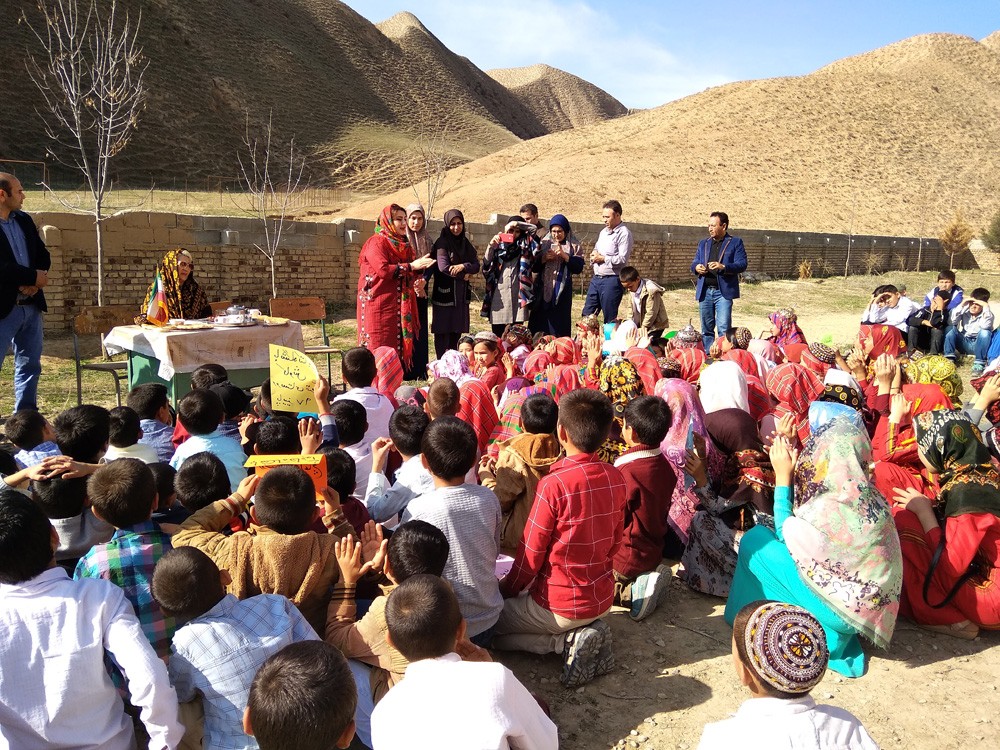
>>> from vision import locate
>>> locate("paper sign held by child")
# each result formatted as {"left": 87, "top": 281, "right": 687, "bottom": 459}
{"left": 269, "top": 344, "right": 318, "bottom": 412}
{"left": 245, "top": 453, "right": 328, "bottom": 501}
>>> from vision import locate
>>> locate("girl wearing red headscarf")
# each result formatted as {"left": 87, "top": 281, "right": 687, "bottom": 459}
{"left": 763, "top": 363, "right": 824, "bottom": 445}
{"left": 357, "top": 205, "right": 436, "bottom": 369}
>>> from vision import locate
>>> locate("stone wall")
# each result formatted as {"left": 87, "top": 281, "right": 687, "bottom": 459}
{"left": 36, "top": 210, "right": 975, "bottom": 332}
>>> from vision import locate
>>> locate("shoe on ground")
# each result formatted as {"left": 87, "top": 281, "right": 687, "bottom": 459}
{"left": 593, "top": 619, "right": 615, "bottom": 676}
{"left": 561, "top": 619, "right": 612, "bottom": 687}
{"left": 971, "top": 363, "right": 985, "bottom": 377}
{"left": 629, "top": 563, "right": 672, "bottom": 621}
{"left": 918, "top": 620, "right": 979, "bottom": 640}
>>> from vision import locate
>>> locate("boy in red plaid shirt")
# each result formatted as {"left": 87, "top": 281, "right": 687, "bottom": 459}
{"left": 495, "top": 389, "right": 627, "bottom": 687}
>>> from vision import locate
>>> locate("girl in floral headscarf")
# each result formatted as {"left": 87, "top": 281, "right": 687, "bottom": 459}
{"left": 357, "top": 205, "right": 436, "bottom": 369}
{"left": 138, "top": 248, "right": 212, "bottom": 323}
{"left": 768, "top": 308, "right": 807, "bottom": 348}
{"left": 893, "top": 410, "right": 1000, "bottom": 638}
{"left": 597, "top": 357, "right": 644, "bottom": 463}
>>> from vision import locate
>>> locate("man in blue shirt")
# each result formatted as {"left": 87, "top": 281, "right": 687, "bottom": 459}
{"left": 0, "top": 173, "right": 51, "bottom": 411}
{"left": 691, "top": 211, "right": 748, "bottom": 351}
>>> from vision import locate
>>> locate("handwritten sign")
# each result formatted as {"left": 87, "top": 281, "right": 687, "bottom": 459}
{"left": 269, "top": 344, "right": 318, "bottom": 413}
{"left": 245, "top": 453, "right": 327, "bottom": 500}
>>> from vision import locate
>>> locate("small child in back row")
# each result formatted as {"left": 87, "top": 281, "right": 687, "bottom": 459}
{"left": 479, "top": 393, "right": 563, "bottom": 556}
{"left": 365, "top": 404, "right": 434, "bottom": 524}
{"left": 170, "top": 389, "right": 248, "bottom": 492}
{"left": 4, "top": 408, "right": 60, "bottom": 468}
{"left": 697, "top": 600, "right": 877, "bottom": 750}
{"left": 152, "top": 546, "right": 319, "bottom": 750}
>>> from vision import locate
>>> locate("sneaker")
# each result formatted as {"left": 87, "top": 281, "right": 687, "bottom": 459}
{"left": 971, "top": 363, "right": 985, "bottom": 377}
{"left": 629, "top": 564, "right": 672, "bottom": 621}
{"left": 593, "top": 619, "right": 615, "bottom": 676}
{"left": 561, "top": 620, "right": 610, "bottom": 687}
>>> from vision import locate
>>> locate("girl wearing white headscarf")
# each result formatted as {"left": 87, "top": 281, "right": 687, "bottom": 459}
{"left": 699, "top": 361, "right": 750, "bottom": 414}
{"left": 405, "top": 204, "right": 432, "bottom": 378}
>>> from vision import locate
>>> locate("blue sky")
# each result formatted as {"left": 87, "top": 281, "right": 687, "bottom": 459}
{"left": 342, "top": 0, "right": 1000, "bottom": 108}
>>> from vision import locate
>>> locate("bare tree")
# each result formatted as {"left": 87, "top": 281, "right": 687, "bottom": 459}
{"left": 236, "top": 111, "right": 306, "bottom": 299}
{"left": 23, "top": 0, "right": 147, "bottom": 306}
{"left": 409, "top": 126, "right": 452, "bottom": 219}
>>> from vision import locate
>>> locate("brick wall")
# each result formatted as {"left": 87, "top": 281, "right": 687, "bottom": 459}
{"left": 35, "top": 210, "right": 974, "bottom": 332}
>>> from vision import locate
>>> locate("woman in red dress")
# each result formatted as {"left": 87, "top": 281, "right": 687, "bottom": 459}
{"left": 357, "top": 205, "right": 436, "bottom": 370}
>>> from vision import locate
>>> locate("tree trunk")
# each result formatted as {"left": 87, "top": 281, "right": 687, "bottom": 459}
{"left": 95, "top": 209, "right": 104, "bottom": 307}
{"left": 270, "top": 254, "right": 277, "bottom": 299}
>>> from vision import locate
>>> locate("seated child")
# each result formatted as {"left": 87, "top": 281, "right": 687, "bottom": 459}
{"left": 371, "top": 574, "right": 558, "bottom": 750}
{"left": 402, "top": 417, "right": 503, "bottom": 645}
{"left": 334, "top": 347, "right": 395, "bottom": 445}
{"left": 944, "top": 287, "right": 994, "bottom": 375}
{"left": 331, "top": 399, "right": 372, "bottom": 497}
{"left": 104, "top": 405, "right": 159, "bottom": 464}
{"left": 32, "top": 471, "right": 113, "bottom": 572}
{"left": 244, "top": 641, "right": 357, "bottom": 750}
{"left": 496, "top": 389, "right": 626, "bottom": 688}
{"left": 253, "top": 416, "right": 301, "bottom": 456}
{"left": 208, "top": 381, "right": 252, "bottom": 442}
{"left": 479, "top": 393, "right": 563, "bottom": 555}
{"left": 458, "top": 334, "right": 476, "bottom": 365}
{"left": 53, "top": 403, "right": 110, "bottom": 462}
{"left": 152, "top": 547, "right": 319, "bottom": 750}
{"left": 172, "top": 465, "right": 352, "bottom": 633}
{"left": 75, "top": 458, "right": 177, "bottom": 658}
{"left": 172, "top": 363, "right": 230, "bottom": 449}
{"left": 697, "top": 601, "right": 877, "bottom": 750}
{"left": 0, "top": 492, "right": 183, "bottom": 749}
{"left": 364, "top": 405, "right": 434, "bottom": 524}
{"left": 5, "top": 408, "right": 60, "bottom": 468}
{"left": 425, "top": 377, "right": 461, "bottom": 419}
{"left": 170, "top": 389, "right": 248, "bottom": 492}
{"left": 472, "top": 333, "right": 506, "bottom": 393}
{"left": 319, "top": 446, "right": 372, "bottom": 535}
{"left": 326, "top": 520, "right": 449, "bottom": 747}
{"left": 149, "top": 462, "right": 188, "bottom": 526}
{"left": 127, "top": 382, "right": 175, "bottom": 462}
{"left": 612, "top": 394, "right": 676, "bottom": 621}
{"left": 175, "top": 451, "right": 232, "bottom": 513}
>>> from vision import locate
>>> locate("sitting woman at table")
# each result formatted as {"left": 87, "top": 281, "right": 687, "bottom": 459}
{"left": 136, "top": 248, "right": 212, "bottom": 323}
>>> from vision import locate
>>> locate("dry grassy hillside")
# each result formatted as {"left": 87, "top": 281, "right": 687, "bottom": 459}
{"left": 339, "top": 31, "right": 1000, "bottom": 236}
{"left": 488, "top": 64, "right": 628, "bottom": 132}
{"left": 0, "top": 1, "right": 623, "bottom": 190}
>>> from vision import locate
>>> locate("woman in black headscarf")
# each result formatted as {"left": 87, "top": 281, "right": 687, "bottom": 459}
{"left": 431, "top": 209, "right": 480, "bottom": 358}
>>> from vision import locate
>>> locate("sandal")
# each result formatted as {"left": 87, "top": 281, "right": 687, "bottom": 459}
{"left": 918, "top": 620, "right": 979, "bottom": 640}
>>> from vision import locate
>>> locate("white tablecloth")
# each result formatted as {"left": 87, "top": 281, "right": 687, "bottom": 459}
{"left": 104, "top": 322, "right": 304, "bottom": 380}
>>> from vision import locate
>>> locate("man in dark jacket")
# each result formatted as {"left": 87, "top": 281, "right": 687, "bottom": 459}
{"left": 0, "top": 173, "right": 50, "bottom": 411}
{"left": 691, "top": 211, "right": 747, "bottom": 351}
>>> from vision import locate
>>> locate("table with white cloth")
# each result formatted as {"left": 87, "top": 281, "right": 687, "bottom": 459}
{"left": 104, "top": 322, "right": 304, "bottom": 405}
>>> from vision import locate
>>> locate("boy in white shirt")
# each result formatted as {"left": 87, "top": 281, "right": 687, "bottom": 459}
{"left": 364, "top": 404, "right": 434, "bottom": 524}
{"left": 334, "top": 346, "right": 395, "bottom": 444}
{"left": 861, "top": 284, "right": 919, "bottom": 332}
{"left": 331, "top": 399, "right": 374, "bottom": 498}
{"left": 104, "top": 406, "right": 160, "bottom": 464}
{"left": 0, "top": 491, "right": 182, "bottom": 749}
{"left": 371, "top": 574, "right": 558, "bottom": 750}
{"left": 697, "top": 600, "right": 877, "bottom": 750}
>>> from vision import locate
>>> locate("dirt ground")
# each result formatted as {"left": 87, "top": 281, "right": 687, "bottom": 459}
{"left": 494, "top": 577, "right": 1000, "bottom": 750}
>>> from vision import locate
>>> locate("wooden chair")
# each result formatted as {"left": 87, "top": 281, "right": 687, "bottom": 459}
{"left": 269, "top": 297, "right": 340, "bottom": 384}
{"left": 72, "top": 305, "right": 136, "bottom": 406}
{"left": 209, "top": 300, "right": 232, "bottom": 315}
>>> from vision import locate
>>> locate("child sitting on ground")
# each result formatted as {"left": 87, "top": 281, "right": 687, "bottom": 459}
{"left": 149, "top": 462, "right": 187, "bottom": 526}
{"left": 479, "top": 393, "right": 563, "bottom": 556}
{"left": 334, "top": 346, "right": 395, "bottom": 445}
{"left": 402, "top": 417, "right": 503, "bottom": 646}
{"left": 371, "top": 574, "right": 558, "bottom": 750}
{"left": 152, "top": 547, "right": 319, "bottom": 750}
{"left": 244, "top": 641, "right": 357, "bottom": 750}
{"left": 697, "top": 600, "right": 877, "bottom": 750}
{"left": 612, "top": 394, "right": 676, "bottom": 621}
{"left": 331, "top": 399, "right": 372, "bottom": 497}
{"left": 74, "top": 458, "right": 177, "bottom": 658}
{"left": 53, "top": 404, "right": 110, "bottom": 462}
{"left": 170, "top": 389, "right": 248, "bottom": 492}
{"left": 326, "top": 519, "right": 450, "bottom": 747}
{"left": 5, "top": 408, "right": 60, "bottom": 468}
{"left": 127, "top": 382, "right": 175, "bottom": 462}
{"left": 425, "top": 377, "right": 461, "bottom": 419}
{"left": 104, "top": 405, "right": 159, "bottom": 463}
{"left": 172, "top": 363, "right": 230, "bottom": 449}
{"left": 364, "top": 405, "right": 434, "bottom": 525}
{"left": 172, "top": 465, "right": 352, "bottom": 633}
{"left": 208, "top": 381, "right": 252, "bottom": 442}
{"left": 496, "top": 389, "right": 626, "bottom": 688}
{"left": 32, "top": 469, "right": 113, "bottom": 571}
{"left": 472, "top": 333, "right": 506, "bottom": 392}
{"left": 253, "top": 416, "right": 302, "bottom": 456}
{"left": 319, "top": 446, "right": 372, "bottom": 535}
{"left": 0, "top": 492, "right": 183, "bottom": 749}
{"left": 175, "top": 452, "right": 232, "bottom": 513}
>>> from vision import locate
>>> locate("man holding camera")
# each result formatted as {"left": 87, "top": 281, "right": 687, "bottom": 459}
{"left": 582, "top": 199, "right": 633, "bottom": 324}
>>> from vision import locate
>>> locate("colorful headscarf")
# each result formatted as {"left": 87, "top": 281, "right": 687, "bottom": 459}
{"left": 374, "top": 204, "right": 419, "bottom": 368}
{"left": 704, "top": 407, "right": 775, "bottom": 516}
{"left": 698, "top": 361, "right": 749, "bottom": 414}
{"left": 903, "top": 355, "right": 963, "bottom": 405}
{"left": 458, "top": 379, "right": 500, "bottom": 454}
{"left": 818, "top": 384, "right": 863, "bottom": 412}
{"left": 548, "top": 364, "right": 582, "bottom": 404}
{"left": 787, "top": 417, "right": 903, "bottom": 649}
{"left": 801, "top": 343, "right": 836, "bottom": 380}
{"left": 374, "top": 346, "right": 404, "bottom": 397}
{"left": 393, "top": 384, "right": 426, "bottom": 409}
{"left": 766, "top": 363, "right": 825, "bottom": 444}
{"left": 139, "top": 248, "right": 210, "bottom": 322}
{"left": 913, "top": 410, "right": 1000, "bottom": 517}
{"left": 550, "top": 337, "right": 577, "bottom": 366}
{"left": 625, "top": 347, "right": 662, "bottom": 395}
{"left": 742, "top": 602, "right": 829, "bottom": 695}
{"left": 863, "top": 324, "right": 907, "bottom": 361}
{"left": 668, "top": 347, "right": 707, "bottom": 384}
{"left": 597, "top": 357, "right": 644, "bottom": 462}
{"left": 769, "top": 309, "right": 806, "bottom": 347}
{"left": 487, "top": 390, "right": 526, "bottom": 458}
{"left": 522, "top": 350, "right": 553, "bottom": 381}
{"left": 808, "top": 400, "right": 864, "bottom": 433}
{"left": 429, "top": 350, "right": 474, "bottom": 387}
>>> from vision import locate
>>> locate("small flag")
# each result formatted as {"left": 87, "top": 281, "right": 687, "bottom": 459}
{"left": 145, "top": 269, "right": 169, "bottom": 325}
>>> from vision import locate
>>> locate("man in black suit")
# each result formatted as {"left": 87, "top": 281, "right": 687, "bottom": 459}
{"left": 0, "top": 173, "right": 50, "bottom": 411}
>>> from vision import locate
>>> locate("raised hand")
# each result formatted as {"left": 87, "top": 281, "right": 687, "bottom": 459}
{"left": 298, "top": 417, "right": 322, "bottom": 455}
{"left": 768, "top": 436, "right": 799, "bottom": 484}
{"left": 360, "top": 520, "right": 387, "bottom": 572}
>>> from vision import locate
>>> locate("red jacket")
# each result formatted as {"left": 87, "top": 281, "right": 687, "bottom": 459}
{"left": 612, "top": 449, "right": 676, "bottom": 579}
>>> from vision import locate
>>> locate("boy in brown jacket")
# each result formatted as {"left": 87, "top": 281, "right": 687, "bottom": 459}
{"left": 171, "top": 465, "right": 352, "bottom": 634}
{"left": 479, "top": 394, "right": 563, "bottom": 555}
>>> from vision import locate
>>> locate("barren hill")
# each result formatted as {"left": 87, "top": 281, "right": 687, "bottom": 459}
{"left": 487, "top": 64, "right": 629, "bottom": 132}
{"left": 339, "top": 31, "right": 1000, "bottom": 237}
{"left": 0, "top": 2, "right": 623, "bottom": 191}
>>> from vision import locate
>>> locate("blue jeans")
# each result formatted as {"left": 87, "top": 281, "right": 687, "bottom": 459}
{"left": 0, "top": 303, "right": 44, "bottom": 411}
{"left": 582, "top": 274, "right": 624, "bottom": 324}
{"left": 698, "top": 287, "right": 733, "bottom": 351}
{"left": 943, "top": 326, "right": 991, "bottom": 365}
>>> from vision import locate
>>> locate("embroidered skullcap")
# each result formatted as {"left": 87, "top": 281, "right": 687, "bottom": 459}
{"left": 678, "top": 321, "right": 701, "bottom": 343}
{"left": 733, "top": 327, "right": 752, "bottom": 350}
{"left": 744, "top": 602, "right": 828, "bottom": 694}
{"left": 818, "top": 383, "right": 863, "bottom": 412}
{"left": 808, "top": 342, "right": 837, "bottom": 365}
{"left": 658, "top": 356, "right": 681, "bottom": 378}
{"left": 474, "top": 331, "right": 499, "bottom": 343}
{"left": 576, "top": 314, "right": 601, "bottom": 335}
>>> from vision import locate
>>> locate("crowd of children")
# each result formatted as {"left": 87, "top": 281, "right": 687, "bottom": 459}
{"left": 5, "top": 267, "right": 1000, "bottom": 749}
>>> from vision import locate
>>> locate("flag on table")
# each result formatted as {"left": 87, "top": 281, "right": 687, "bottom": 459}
{"left": 145, "top": 269, "right": 169, "bottom": 326}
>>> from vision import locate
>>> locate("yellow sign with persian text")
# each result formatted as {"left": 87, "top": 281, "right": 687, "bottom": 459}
{"left": 268, "top": 344, "right": 318, "bottom": 413}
